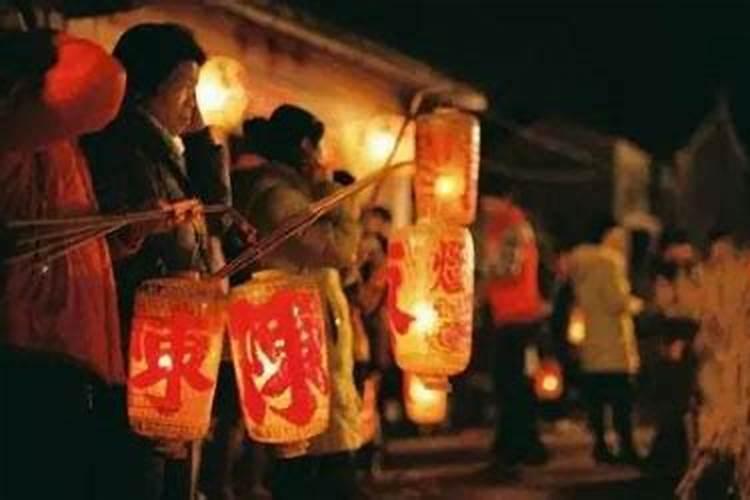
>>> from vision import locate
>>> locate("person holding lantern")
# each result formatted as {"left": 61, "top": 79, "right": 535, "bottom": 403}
{"left": 231, "top": 104, "right": 363, "bottom": 500}
{"left": 0, "top": 29, "right": 127, "bottom": 500}
{"left": 477, "top": 180, "right": 550, "bottom": 479}
{"left": 82, "top": 23, "right": 217, "bottom": 500}
{"left": 568, "top": 217, "right": 642, "bottom": 465}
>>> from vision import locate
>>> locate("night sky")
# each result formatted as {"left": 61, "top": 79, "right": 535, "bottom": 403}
{"left": 283, "top": 1, "right": 750, "bottom": 158}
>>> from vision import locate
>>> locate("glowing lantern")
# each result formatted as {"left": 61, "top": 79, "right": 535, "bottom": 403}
{"left": 367, "top": 128, "right": 397, "bottom": 164}
{"left": 534, "top": 359, "right": 564, "bottom": 401}
{"left": 228, "top": 271, "right": 329, "bottom": 449}
{"left": 387, "top": 221, "right": 474, "bottom": 381}
{"left": 415, "top": 108, "right": 480, "bottom": 225}
{"left": 403, "top": 373, "right": 449, "bottom": 425}
{"left": 567, "top": 307, "right": 586, "bottom": 345}
{"left": 196, "top": 56, "right": 250, "bottom": 131}
{"left": 128, "top": 278, "right": 225, "bottom": 440}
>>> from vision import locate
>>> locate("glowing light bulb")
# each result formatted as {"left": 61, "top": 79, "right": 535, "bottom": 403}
{"left": 541, "top": 374, "right": 560, "bottom": 394}
{"left": 412, "top": 301, "right": 438, "bottom": 334}
{"left": 196, "top": 78, "right": 229, "bottom": 113}
{"left": 367, "top": 130, "right": 396, "bottom": 163}
{"left": 434, "top": 172, "right": 463, "bottom": 200}
{"left": 410, "top": 376, "right": 441, "bottom": 404}
{"left": 158, "top": 354, "right": 173, "bottom": 371}
{"left": 567, "top": 311, "right": 586, "bottom": 345}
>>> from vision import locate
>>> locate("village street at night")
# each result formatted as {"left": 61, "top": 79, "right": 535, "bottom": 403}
{"left": 369, "top": 424, "right": 672, "bottom": 500}
{"left": 3, "top": 2, "right": 750, "bottom": 500}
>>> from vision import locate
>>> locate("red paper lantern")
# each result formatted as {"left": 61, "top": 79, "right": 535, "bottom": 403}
{"left": 128, "top": 278, "right": 225, "bottom": 440}
{"left": 403, "top": 373, "right": 449, "bottom": 425}
{"left": 387, "top": 222, "right": 474, "bottom": 380}
{"left": 534, "top": 359, "right": 564, "bottom": 401}
{"left": 415, "top": 108, "right": 480, "bottom": 225}
{"left": 228, "top": 271, "right": 330, "bottom": 446}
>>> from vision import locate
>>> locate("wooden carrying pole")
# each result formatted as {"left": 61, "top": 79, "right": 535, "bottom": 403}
{"left": 214, "top": 161, "right": 411, "bottom": 280}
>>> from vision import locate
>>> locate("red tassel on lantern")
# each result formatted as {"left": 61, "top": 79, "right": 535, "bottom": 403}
{"left": 228, "top": 271, "right": 330, "bottom": 447}
{"left": 128, "top": 278, "right": 225, "bottom": 440}
{"left": 415, "top": 108, "right": 480, "bottom": 225}
{"left": 387, "top": 221, "right": 474, "bottom": 381}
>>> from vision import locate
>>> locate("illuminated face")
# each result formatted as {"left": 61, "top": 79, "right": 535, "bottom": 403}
{"left": 149, "top": 61, "right": 200, "bottom": 135}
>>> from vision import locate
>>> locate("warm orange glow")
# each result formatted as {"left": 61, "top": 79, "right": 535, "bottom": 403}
{"left": 403, "top": 373, "right": 449, "bottom": 425}
{"left": 387, "top": 222, "right": 474, "bottom": 377}
{"left": 196, "top": 56, "right": 250, "bottom": 130}
{"left": 228, "top": 270, "right": 330, "bottom": 445}
{"left": 541, "top": 374, "right": 561, "bottom": 393}
{"left": 534, "top": 360, "right": 564, "bottom": 401}
{"left": 367, "top": 129, "right": 396, "bottom": 163}
{"left": 415, "top": 108, "right": 480, "bottom": 225}
{"left": 434, "top": 171, "right": 464, "bottom": 200}
{"left": 128, "top": 278, "right": 224, "bottom": 441}
{"left": 412, "top": 300, "right": 439, "bottom": 335}
{"left": 567, "top": 308, "right": 586, "bottom": 345}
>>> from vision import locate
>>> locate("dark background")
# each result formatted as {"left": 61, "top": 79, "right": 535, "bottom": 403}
{"left": 282, "top": 0, "right": 750, "bottom": 158}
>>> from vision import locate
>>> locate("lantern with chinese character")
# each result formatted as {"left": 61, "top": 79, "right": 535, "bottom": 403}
{"left": 415, "top": 108, "right": 480, "bottom": 225}
{"left": 534, "top": 359, "right": 564, "bottom": 401}
{"left": 387, "top": 221, "right": 474, "bottom": 380}
{"left": 403, "top": 373, "right": 449, "bottom": 425}
{"left": 128, "top": 278, "right": 225, "bottom": 440}
{"left": 228, "top": 271, "right": 329, "bottom": 448}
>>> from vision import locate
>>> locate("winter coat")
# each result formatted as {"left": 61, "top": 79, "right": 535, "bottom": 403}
{"left": 232, "top": 163, "right": 362, "bottom": 454}
{"left": 480, "top": 203, "right": 544, "bottom": 325}
{"left": 569, "top": 244, "right": 640, "bottom": 374}
{"left": 307, "top": 268, "right": 363, "bottom": 455}
{"left": 231, "top": 163, "right": 359, "bottom": 273}
{"left": 0, "top": 34, "right": 126, "bottom": 384}
{"left": 82, "top": 107, "right": 210, "bottom": 338}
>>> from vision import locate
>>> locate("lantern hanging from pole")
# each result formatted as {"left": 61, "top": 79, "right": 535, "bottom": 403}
{"left": 534, "top": 359, "right": 564, "bottom": 401}
{"left": 228, "top": 270, "right": 330, "bottom": 448}
{"left": 403, "top": 372, "right": 449, "bottom": 425}
{"left": 415, "top": 108, "right": 480, "bottom": 225}
{"left": 128, "top": 278, "right": 225, "bottom": 440}
{"left": 387, "top": 221, "right": 474, "bottom": 381}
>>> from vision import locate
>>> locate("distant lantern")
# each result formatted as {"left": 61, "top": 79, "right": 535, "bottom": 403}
{"left": 128, "top": 278, "right": 225, "bottom": 441}
{"left": 387, "top": 221, "right": 474, "bottom": 381}
{"left": 415, "top": 108, "right": 480, "bottom": 225}
{"left": 534, "top": 359, "right": 564, "bottom": 401}
{"left": 196, "top": 56, "right": 250, "bottom": 131}
{"left": 403, "top": 373, "right": 449, "bottom": 425}
{"left": 228, "top": 271, "right": 329, "bottom": 450}
{"left": 567, "top": 307, "right": 586, "bottom": 345}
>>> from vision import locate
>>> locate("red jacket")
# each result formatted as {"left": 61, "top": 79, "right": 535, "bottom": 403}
{"left": 0, "top": 34, "right": 126, "bottom": 384}
{"left": 482, "top": 203, "right": 544, "bottom": 326}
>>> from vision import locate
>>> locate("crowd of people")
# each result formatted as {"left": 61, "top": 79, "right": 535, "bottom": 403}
{"left": 476, "top": 181, "right": 748, "bottom": 493}
{"left": 0, "top": 22, "right": 398, "bottom": 500}
{"left": 2, "top": 16, "right": 748, "bottom": 500}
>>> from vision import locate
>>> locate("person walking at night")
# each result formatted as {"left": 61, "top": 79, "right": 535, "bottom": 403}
{"left": 478, "top": 181, "right": 549, "bottom": 480}
{"left": 569, "top": 218, "right": 642, "bottom": 465}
